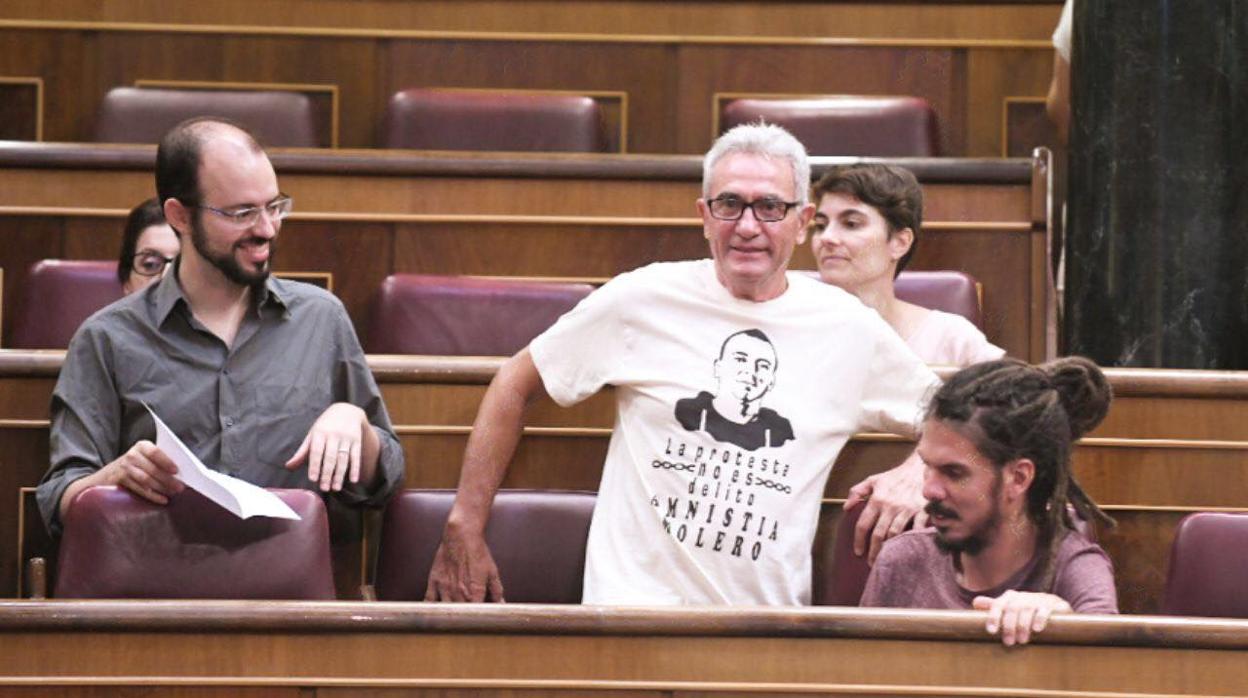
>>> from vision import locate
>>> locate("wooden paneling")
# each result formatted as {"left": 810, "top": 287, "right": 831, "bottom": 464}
{"left": 0, "top": 602, "right": 1246, "bottom": 696}
{"left": 0, "top": 146, "right": 1046, "bottom": 357}
{"left": 0, "top": 14, "right": 1057, "bottom": 155}
{"left": 1004, "top": 96, "right": 1058, "bottom": 157}
{"left": 0, "top": 78, "right": 41, "bottom": 141}
{"left": 0, "top": 2, "right": 1065, "bottom": 41}
{"left": 678, "top": 46, "right": 968, "bottom": 156}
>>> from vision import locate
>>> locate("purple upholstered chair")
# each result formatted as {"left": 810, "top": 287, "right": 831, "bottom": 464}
{"left": 1162, "top": 512, "right": 1248, "bottom": 617}
{"left": 9, "top": 260, "right": 122, "bottom": 349}
{"left": 894, "top": 270, "right": 983, "bottom": 328}
{"left": 720, "top": 96, "right": 939, "bottom": 157}
{"left": 374, "top": 489, "right": 597, "bottom": 602}
{"left": 365, "top": 274, "right": 594, "bottom": 355}
{"left": 804, "top": 269, "right": 982, "bottom": 328}
{"left": 93, "top": 86, "right": 319, "bottom": 147}
{"left": 55, "top": 486, "right": 335, "bottom": 599}
{"left": 382, "top": 88, "right": 608, "bottom": 152}
{"left": 813, "top": 502, "right": 874, "bottom": 606}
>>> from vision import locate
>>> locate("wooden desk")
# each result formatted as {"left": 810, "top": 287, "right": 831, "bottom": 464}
{"left": 5, "top": 353, "right": 1248, "bottom": 612}
{"left": 0, "top": 143, "right": 1050, "bottom": 360}
{"left": 0, "top": 601, "right": 1245, "bottom": 696}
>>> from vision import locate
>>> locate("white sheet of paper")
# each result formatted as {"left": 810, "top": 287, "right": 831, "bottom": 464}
{"left": 146, "top": 405, "right": 300, "bottom": 520}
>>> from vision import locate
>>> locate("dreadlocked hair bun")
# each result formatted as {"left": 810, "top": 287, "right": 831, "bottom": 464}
{"left": 1041, "top": 356, "right": 1112, "bottom": 440}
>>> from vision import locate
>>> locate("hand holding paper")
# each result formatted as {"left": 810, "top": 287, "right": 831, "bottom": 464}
{"left": 147, "top": 405, "right": 300, "bottom": 520}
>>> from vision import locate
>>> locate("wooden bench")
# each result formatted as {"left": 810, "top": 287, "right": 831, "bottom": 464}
{"left": 5, "top": 352, "right": 1248, "bottom": 612}
{"left": 0, "top": 144, "right": 1052, "bottom": 359}
{"left": 0, "top": 601, "right": 1244, "bottom": 696}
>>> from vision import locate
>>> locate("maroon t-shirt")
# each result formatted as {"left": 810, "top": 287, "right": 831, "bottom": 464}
{"left": 859, "top": 528, "right": 1119, "bottom": 613}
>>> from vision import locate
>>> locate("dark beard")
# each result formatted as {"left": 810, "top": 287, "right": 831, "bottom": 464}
{"left": 190, "top": 215, "right": 272, "bottom": 290}
{"left": 928, "top": 474, "right": 1003, "bottom": 556}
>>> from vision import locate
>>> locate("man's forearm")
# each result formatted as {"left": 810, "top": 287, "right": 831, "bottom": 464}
{"left": 446, "top": 351, "right": 544, "bottom": 535}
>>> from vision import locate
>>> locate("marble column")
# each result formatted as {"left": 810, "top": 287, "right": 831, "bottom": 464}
{"left": 1063, "top": 1, "right": 1248, "bottom": 368}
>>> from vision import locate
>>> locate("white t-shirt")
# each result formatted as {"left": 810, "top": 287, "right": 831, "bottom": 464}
{"left": 1053, "top": 0, "right": 1074, "bottom": 62}
{"left": 530, "top": 260, "right": 940, "bottom": 606}
{"left": 906, "top": 309, "right": 1006, "bottom": 367}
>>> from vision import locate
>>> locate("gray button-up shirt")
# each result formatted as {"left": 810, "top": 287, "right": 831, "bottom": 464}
{"left": 37, "top": 269, "right": 404, "bottom": 534}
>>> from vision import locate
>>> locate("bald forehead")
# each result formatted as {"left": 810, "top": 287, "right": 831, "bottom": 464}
{"left": 196, "top": 127, "right": 278, "bottom": 206}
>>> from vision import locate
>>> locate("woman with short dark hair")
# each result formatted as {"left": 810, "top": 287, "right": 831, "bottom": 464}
{"left": 809, "top": 164, "right": 1003, "bottom": 366}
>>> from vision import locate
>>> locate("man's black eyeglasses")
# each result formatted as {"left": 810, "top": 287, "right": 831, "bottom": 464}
{"left": 708, "top": 195, "right": 800, "bottom": 223}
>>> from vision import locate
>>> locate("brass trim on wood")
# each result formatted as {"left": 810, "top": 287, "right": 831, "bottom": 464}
{"left": 0, "top": 19, "right": 1057, "bottom": 50}
{"left": 395, "top": 425, "right": 610, "bottom": 437}
{"left": 0, "top": 205, "right": 1032, "bottom": 233}
{"left": 273, "top": 271, "right": 334, "bottom": 294}
{"left": 134, "top": 78, "right": 341, "bottom": 148}
{"left": 0, "top": 675, "right": 1211, "bottom": 697}
{"left": 1001, "top": 96, "right": 1048, "bottom": 159}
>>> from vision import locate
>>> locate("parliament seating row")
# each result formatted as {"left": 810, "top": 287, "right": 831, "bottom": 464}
{"left": 46, "top": 483, "right": 1248, "bottom": 620}
{"left": 91, "top": 85, "right": 940, "bottom": 156}
{"left": 9, "top": 261, "right": 985, "bottom": 354}
{"left": 6, "top": 354, "right": 1246, "bottom": 608}
{"left": 0, "top": 146, "right": 1049, "bottom": 360}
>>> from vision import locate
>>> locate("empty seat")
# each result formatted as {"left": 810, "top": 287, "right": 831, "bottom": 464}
{"left": 55, "top": 486, "right": 335, "bottom": 599}
{"left": 720, "top": 96, "right": 939, "bottom": 157}
{"left": 382, "top": 88, "right": 608, "bottom": 152}
{"left": 374, "top": 489, "right": 597, "bottom": 602}
{"left": 1162, "top": 512, "right": 1248, "bottom": 617}
{"left": 9, "top": 260, "right": 121, "bottom": 349}
{"left": 805, "top": 269, "right": 983, "bottom": 328}
{"left": 93, "top": 86, "right": 319, "bottom": 147}
{"left": 365, "top": 274, "right": 594, "bottom": 355}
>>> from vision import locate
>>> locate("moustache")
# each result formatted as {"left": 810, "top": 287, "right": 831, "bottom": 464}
{"left": 924, "top": 500, "right": 958, "bottom": 520}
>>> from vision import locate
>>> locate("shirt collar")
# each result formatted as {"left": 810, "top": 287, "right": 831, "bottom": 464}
{"left": 153, "top": 260, "right": 292, "bottom": 324}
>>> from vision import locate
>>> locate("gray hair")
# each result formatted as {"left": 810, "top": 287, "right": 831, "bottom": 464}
{"left": 702, "top": 122, "right": 811, "bottom": 206}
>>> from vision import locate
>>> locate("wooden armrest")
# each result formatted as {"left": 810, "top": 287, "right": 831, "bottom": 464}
{"left": 25, "top": 557, "right": 46, "bottom": 599}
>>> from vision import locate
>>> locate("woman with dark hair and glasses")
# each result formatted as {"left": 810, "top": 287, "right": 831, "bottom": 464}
{"left": 117, "top": 197, "right": 180, "bottom": 295}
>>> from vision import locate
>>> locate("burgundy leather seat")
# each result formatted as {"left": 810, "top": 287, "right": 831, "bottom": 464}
{"left": 805, "top": 269, "right": 982, "bottom": 328}
{"left": 55, "top": 486, "right": 335, "bottom": 599}
{"left": 365, "top": 274, "right": 594, "bottom": 355}
{"left": 382, "top": 88, "right": 608, "bottom": 152}
{"left": 93, "top": 86, "right": 319, "bottom": 147}
{"left": 374, "top": 489, "right": 597, "bottom": 602}
{"left": 894, "top": 270, "right": 982, "bottom": 328}
{"left": 1162, "top": 512, "right": 1248, "bottom": 617}
{"left": 9, "top": 260, "right": 122, "bottom": 349}
{"left": 720, "top": 96, "right": 939, "bottom": 156}
{"left": 813, "top": 502, "right": 873, "bottom": 606}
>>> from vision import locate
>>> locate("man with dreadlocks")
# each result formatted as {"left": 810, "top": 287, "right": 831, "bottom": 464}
{"left": 860, "top": 356, "right": 1117, "bottom": 645}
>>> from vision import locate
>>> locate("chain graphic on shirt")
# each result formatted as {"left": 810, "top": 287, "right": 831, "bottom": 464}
{"left": 648, "top": 435, "right": 793, "bottom": 563}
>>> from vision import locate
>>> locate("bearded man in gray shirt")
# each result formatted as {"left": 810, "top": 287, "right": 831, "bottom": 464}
{"left": 37, "top": 117, "right": 404, "bottom": 535}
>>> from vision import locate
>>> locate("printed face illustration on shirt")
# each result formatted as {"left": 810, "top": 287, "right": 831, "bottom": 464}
{"left": 715, "top": 331, "right": 777, "bottom": 408}
{"left": 674, "top": 329, "right": 795, "bottom": 451}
